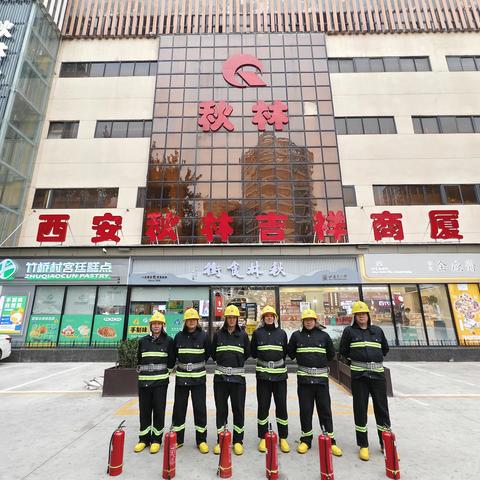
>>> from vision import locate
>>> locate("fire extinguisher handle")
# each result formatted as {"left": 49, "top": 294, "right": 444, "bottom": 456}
{"left": 117, "top": 419, "right": 126, "bottom": 430}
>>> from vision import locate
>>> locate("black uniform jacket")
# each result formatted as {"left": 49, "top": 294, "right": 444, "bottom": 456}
{"left": 173, "top": 325, "right": 211, "bottom": 386}
{"left": 288, "top": 326, "right": 335, "bottom": 384}
{"left": 250, "top": 323, "right": 288, "bottom": 382}
{"left": 137, "top": 332, "right": 175, "bottom": 388}
{"left": 211, "top": 323, "right": 250, "bottom": 384}
{"left": 339, "top": 321, "right": 389, "bottom": 380}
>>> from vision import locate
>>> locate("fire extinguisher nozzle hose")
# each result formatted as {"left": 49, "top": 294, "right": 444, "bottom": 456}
{"left": 117, "top": 419, "right": 126, "bottom": 430}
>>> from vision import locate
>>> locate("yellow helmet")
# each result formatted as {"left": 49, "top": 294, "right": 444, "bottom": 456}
{"left": 183, "top": 308, "right": 200, "bottom": 321}
{"left": 301, "top": 308, "right": 317, "bottom": 321}
{"left": 224, "top": 304, "right": 240, "bottom": 317}
{"left": 352, "top": 301, "right": 370, "bottom": 315}
{"left": 149, "top": 311, "right": 166, "bottom": 324}
{"left": 261, "top": 305, "right": 278, "bottom": 318}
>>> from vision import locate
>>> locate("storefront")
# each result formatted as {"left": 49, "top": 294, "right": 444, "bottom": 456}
{"left": 1, "top": 251, "right": 479, "bottom": 348}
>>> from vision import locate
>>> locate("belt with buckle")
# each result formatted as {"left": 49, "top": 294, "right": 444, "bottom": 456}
{"left": 297, "top": 365, "right": 329, "bottom": 376}
{"left": 216, "top": 365, "right": 245, "bottom": 375}
{"left": 138, "top": 363, "right": 167, "bottom": 372}
{"left": 351, "top": 360, "right": 383, "bottom": 370}
{"left": 257, "top": 359, "right": 285, "bottom": 369}
{"left": 177, "top": 361, "right": 206, "bottom": 372}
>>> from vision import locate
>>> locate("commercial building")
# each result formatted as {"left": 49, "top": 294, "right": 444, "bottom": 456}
{"left": 1, "top": 0, "right": 480, "bottom": 351}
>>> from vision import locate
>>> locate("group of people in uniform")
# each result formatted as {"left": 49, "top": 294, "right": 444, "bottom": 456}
{"left": 134, "top": 300, "right": 391, "bottom": 462}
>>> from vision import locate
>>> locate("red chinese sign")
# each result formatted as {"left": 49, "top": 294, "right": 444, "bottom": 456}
{"left": 36, "top": 214, "right": 70, "bottom": 243}
{"left": 91, "top": 213, "right": 122, "bottom": 244}
{"left": 256, "top": 213, "right": 288, "bottom": 242}
{"left": 313, "top": 211, "right": 347, "bottom": 242}
{"left": 370, "top": 211, "right": 405, "bottom": 241}
{"left": 429, "top": 210, "right": 463, "bottom": 240}
{"left": 145, "top": 211, "right": 180, "bottom": 243}
{"left": 199, "top": 54, "right": 289, "bottom": 132}
{"left": 200, "top": 212, "right": 234, "bottom": 243}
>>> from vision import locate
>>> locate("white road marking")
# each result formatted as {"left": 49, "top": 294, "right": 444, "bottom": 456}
{"left": 396, "top": 363, "right": 444, "bottom": 377}
{"left": 396, "top": 393, "right": 480, "bottom": 398}
{"left": 3, "top": 364, "right": 88, "bottom": 391}
{"left": 0, "top": 390, "right": 100, "bottom": 395}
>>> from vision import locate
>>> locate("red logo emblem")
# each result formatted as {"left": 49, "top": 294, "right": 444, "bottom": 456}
{"left": 222, "top": 54, "right": 267, "bottom": 88}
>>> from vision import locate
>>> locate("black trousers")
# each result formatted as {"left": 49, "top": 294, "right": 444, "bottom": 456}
{"left": 351, "top": 376, "right": 391, "bottom": 448}
{"left": 138, "top": 384, "right": 168, "bottom": 444}
{"left": 256, "top": 379, "right": 288, "bottom": 439}
{"left": 214, "top": 381, "right": 246, "bottom": 444}
{"left": 171, "top": 383, "right": 207, "bottom": 445}
{"left": 298, "top": 382, "right": 337, "bottom": 447}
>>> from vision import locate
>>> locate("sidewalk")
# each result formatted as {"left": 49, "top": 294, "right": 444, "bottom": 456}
{"left": 0, "top": 361, "right": 478, "bottom": 479}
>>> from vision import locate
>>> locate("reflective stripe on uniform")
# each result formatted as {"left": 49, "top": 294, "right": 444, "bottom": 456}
{"left": 355, "top": 425, "right": 368, "bottom": 433}
{"left": 139, "top": 426, "right": 151, "bottom": 436}
{"left": 172, "top": 424, "right": 186, "bottom": 432}
{"left": 195, "top": 425, "right": 207, "bottom": 433}
{"left": 301, "top": 430, "right": 313, "bottom": 437}
{"left": 233, "top": 425, "right": 244, "bottom": 434}
{"left": 138, "top": 373, "right": 169, "bottom": 381}
{"left": 141, "top": 351, "right": 168, "bottom": 357}
{"left": 296, "top": 347, "right": 326, "bottom": 354}
{"left": 257, "top": 417, "right": 269, "bottom": 425}
{"left": 257, "top": 345, "right": 283, "bottom": 351}
{"left": 377, "top": 425, "right": 390, "bottom": 432}
{"left": 350, "top": 365, "right": 384, "bottom": 373}
{"left": 297, "top": 370, "right": 328, "bottom": 378}
{"left": 176, "top": 370, "right": 207, "bottom": 378}
{"left": 256, "top": 366, "right": 287, "bottom": 375}
{"left": 350, "top": 341, "right": 382, "bottom": 349}
{"left": 216, "top": 345, "right": 244, "bottom": 354}
{"left": 327, "top": 432, "right": 335, "bottom": 438}
{"left": 151, "top": 426, "right": 164, "bottom": 436}
{"left": 178, "top": 348, "right": 205, "bottom": 354}
{"left": 276, "top": 417, "right": 288, "bottom": 426}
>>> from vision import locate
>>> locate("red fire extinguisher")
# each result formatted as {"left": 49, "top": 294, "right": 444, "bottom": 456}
{"left": 163, "top": 428, "right": 177, "bottom": 479}
{"left": 107, "top": 420, "right": 125, "bottom": 476}
{"left": 382, "top": 428, "right": 400, "bottom": 479}
{"left": 318, "top": 429, "right": 334, "bottom": 480}
{"left": 217, "top": 425, "right": 232, "bottom": 478}
{"left": 265, "top": 423, "right": 279, "bottom": 480}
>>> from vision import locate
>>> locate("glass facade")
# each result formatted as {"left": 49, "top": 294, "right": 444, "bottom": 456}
{"left": 0, "top": 4, "right": 59, "bottom": 246}
{"left": 144, "top": 32, "right": 344, "bottom": 243}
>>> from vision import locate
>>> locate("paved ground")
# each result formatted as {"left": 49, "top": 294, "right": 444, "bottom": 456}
{"left": 0, "top": 361, "right": 479, "bottom": 480}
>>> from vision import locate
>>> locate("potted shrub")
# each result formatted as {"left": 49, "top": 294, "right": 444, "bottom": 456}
{"left": 102, "top": 339, "right": 139, "bottom": 397}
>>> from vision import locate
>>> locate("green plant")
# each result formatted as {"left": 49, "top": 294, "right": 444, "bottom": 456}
{"left": 117, "top": 339, "right": 139, "bottom": 368}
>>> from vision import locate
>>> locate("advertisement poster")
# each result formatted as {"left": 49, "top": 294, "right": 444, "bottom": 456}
{"left": 127, "top": 314, "right": 151, "bottom": 339}
{"left": 91, "top": 314, "right": 125, "bottom": 344}
{"left": 0, "top": 295, "right": 27, "bottom": 334}
{"left": 58, "top": 314, "right": 93, "bottom": 344}
{"left": 166, "top": 312, "right": 183, "bottom": 338}
{"left": 448, "top": 284, "right": 480, "bottom": 344}
{"left": 26, "top": 315, "right": 61, "bottom": 344}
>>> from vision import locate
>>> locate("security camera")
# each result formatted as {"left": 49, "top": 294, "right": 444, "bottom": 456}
{"left": 102, "top": 248, "right": 107, "bottom": 254}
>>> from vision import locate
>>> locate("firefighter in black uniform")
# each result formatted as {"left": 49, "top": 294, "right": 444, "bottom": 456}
{"left": 287, "top": 308, "right": 343, "bottom": 456}
{"left": 339, "top": 301, "right": 391, "bottom": 461}
{"left": 134, "top": 311, "right": 175, "bottom": 454}
{"left": 171, "top": 308, "right": 211, "bottom": 454}
{"left": 211, "top": 304, "right": 250, "bottom": 456}
{"left": 251, "top": 305, "right": 290, "bottom": 453}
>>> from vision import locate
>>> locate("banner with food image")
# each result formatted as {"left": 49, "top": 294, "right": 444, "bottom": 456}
{"left": 448, "top": 284, "right": 480, "bottom": 344}
{"left": 0, "top": 295, "right": 28, "bottom": 334}
{"left": 58, "top": 314, "right": 93, "bottom": 344}
{"left": 126, "top": 314, "right": 151, "bottom": 339}
{"left": 26, "top": 314, "right": 61, "bottom": 343}
{"left": 91, "top": 314, "right": 124, "bottom": 344}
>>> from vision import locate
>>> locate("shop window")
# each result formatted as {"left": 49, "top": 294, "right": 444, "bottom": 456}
{"left": 26, "top": 286, "right": 65, "bottom": 344}
{"left": 419, "top": 285, "right": 457, "bottom": 346}
{"left": 280, "top": 286, "right": 360, "bottom": 341}
{"left": 361, "top": 286, "right": 396, "bottom": 345}
{"left": 58, "top": 286, "right": 96, "bottom": 346}
{"left": 91, "top": 286, "right": 127, "bottom": 345}
{"left": 390, "top": 285, "right": 427, "bottom": 346}
{"left": 448, "top": 284, "right": 480, "bottom": 345}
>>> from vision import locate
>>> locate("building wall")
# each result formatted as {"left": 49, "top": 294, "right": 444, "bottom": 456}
{"left": 19, "top": 38, "right": 158, "bottom": 246}
{"left": 327, "top": 33, "right": 480, "bottom": 243}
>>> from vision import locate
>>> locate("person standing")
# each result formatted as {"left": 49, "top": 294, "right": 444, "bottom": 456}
{"left": 287, "top": 308, "right": 343, "bottom": 456}
{"left": 171, "top": 308, "right": 211, "bottom": 453}
{"left": 211, "top": 304, "right": 250, "bottom": 456}
{"left": 339, "top": 301, "right": 391, "bottom": 461}
{"left": 134, "top": 311, "right": 175, "bottom": 454}
{"left": 251, "top": 305, "right": 290, "bottom": 453}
